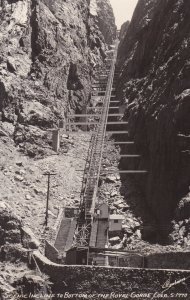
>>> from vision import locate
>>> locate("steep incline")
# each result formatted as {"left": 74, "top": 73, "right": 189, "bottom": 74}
{"left": 117, "top": 0, "right": 190, "bottom": 239}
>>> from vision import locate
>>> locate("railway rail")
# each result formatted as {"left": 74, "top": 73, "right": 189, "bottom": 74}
{"left": 72, "top": 39, "right": 119, "bottom": 249}
{"left": 50, "top": 37, "right": 148, "bottom": 266}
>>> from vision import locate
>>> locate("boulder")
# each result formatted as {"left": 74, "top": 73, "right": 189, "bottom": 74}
{"left": 131, "top": 221, "right": 141, "bottom": 230}
{"left": 14, "top": 175, "right": 24, "bottom": 182}
{"left": 105, "top": 175, "right": 117, "bottom": 183}
{"left": 15, "top": 169, "right": 26, "bottom": 175}
{"left": 114, "top": 200, "right": 124, "bottom": 208}
{"left": 104, "top": 192, "right": 110, "bottom": 196}
{"left": 183, "top": 237, "right": 190, "bottom": 247}
{"left": 174, "top": 223, "right": 180, "bottom": 230}
{"left": 62, "top": 134, "right": 69, "bottom": 139}
{"left": 135, "top": 229, "right": 142, "bottom": 239}
{"left": 179, "top": 226, "right": 186, "bottom": 238}
{"left": 6, "top": 220, "right": 20, "bottom": 230}
{"left": 111, "top": 243, "right": 123, "bottom": 250}
{"left": 33, "top": 188, "right": 46, "bottom": 195}
{"left": 5, "top": 230, "right": 21, "bottom": 244}
{"left": 25, "top": 194, "right": 32, "bottom": 201}
{"left": 110, "top": 191, "right": 118, "bottom": 197}
{"left": 7, "top": 57, "right": 17, "bottom": 73}
{"left": 117, "top": 204, "right": 126, "bottom": 210}
{"left": 16, "top": 161, "right": 23, "bottom": 167}
{"left": 122, "top": 225, "right": 134, "bottom": 235}
{"left": 109, "top": 236, "right": 121, "bottom": 245}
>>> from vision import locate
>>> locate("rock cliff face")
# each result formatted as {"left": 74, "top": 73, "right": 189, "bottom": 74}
{"left": 117, "top": 0, "right": 190, "bottom": 236}
{"left": 0, "top": 1, "right": 116, "bottom": 296}
{"left": 0, "top": 201, "right": 45, "bottom": 298}
{"left": 119, "top": 20, "right": 130, "bottom": 41}
{"left": 0, "top": 0, "right": 116, "bottom": 155}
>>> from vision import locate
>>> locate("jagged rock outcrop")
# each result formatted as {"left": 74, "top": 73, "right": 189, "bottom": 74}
{"left": 0, "top": 0, "right": 117, "bottom": 292}
{"left": 0, "top": 200, "right": 49, "bottom": 298}
{"left": 117, "top": 0, "right": 190, "bottom": 235}
{"left": 0, "top": 201, "right": 41, "bottom": 259}
{"left": 95, "top": 0, "right": 116, "bottom": 44}
{"left": 119, "top": 21, "right": 130, "bottom": 41}
{"left": 0, "top": 0, "right": 116, "bottom": 155}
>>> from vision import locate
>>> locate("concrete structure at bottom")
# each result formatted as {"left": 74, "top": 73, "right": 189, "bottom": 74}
{"left": 45, "top": 202, "right": 126, "bottom": 266}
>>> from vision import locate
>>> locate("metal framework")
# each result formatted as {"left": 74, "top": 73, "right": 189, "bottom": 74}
{"left": 72, "top": 40, "right": 119, "bottom": 248}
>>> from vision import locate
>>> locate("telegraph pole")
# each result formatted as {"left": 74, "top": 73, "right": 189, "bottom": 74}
{"left": 43, "top": 172, "right": 56, "bottom": 226}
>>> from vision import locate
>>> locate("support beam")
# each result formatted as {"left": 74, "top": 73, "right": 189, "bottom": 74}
{"left": 106, "top": 131, "right": 129, "bottom": 134}
{"left": 77, "top": 170, "right": 147, "bottom": 174}
{"left": 64, "top": 121, "right": 128, "bottom": 126}
{"left": 65, "top": 122, "right": 99, "bottom": 126}
{"left": 67, "top": 114, "right": 101, "bottom": 117}
{"left": 113, "top": 141, "right": 134, "bottom": 145}
{"left": 106, "top": 121, "right": 128, "bottom": 125}
{"left": 67, "top": 113, "right": 123, "bottom": 118}
{"left": 120, "top": 154, "right": 140, "bottom": 158}
{"left": 101, "top": 170, "right": 148, "bottom": 174}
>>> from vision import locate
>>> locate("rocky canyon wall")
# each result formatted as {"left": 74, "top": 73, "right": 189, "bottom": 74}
{"left": 0, "top": 0, "right": 116, "bottom": 154}
{"left": 0, "top": 1, "right": 116, "bottom": 296}
{"left": 117, "top": 0, "right": 190, "bottom": 232}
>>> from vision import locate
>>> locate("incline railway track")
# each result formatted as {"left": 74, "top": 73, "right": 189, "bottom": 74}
{"left": 72, "top": 39, "right": 119, "bottom": 250}
{"left": 48, "top": 36, "right": 148, "bottom": 266}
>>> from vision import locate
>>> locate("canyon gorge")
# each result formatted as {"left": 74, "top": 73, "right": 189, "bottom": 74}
{"left": 0, "top": 0, "right": 190, "bottom": 298}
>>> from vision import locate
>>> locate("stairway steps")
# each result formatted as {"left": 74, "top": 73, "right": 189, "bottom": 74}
{"left": 64, "top": 219, "right": 77, "bottom": 252}
{"left": 54, "top": 218, "right": 71, "bottom": 251}
{"left": 96, "top": 220, "right": 108, "bottom": 248}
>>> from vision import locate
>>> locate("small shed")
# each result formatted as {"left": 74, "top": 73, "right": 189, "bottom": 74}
{"left": 96, "top": 203, "right": 109, "bottom": 219}
{"left": 109, "top": 214, "right": 124, "bottom": 232}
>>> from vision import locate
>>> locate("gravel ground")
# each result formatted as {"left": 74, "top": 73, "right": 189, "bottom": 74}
{"left": 0, "top": 125, "right": 189, "bottom": 267}
{"left": 0, "top": 131, "right": 91, "bottom": 244}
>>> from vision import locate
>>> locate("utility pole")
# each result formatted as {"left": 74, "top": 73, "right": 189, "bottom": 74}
{"left": 43, "top": 172, "right": 56, "bottom": 226}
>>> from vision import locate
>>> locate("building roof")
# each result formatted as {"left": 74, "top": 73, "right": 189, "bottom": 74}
{"left": 97, "top": 203, "right": 109, "bottom": 209}
{"left": 109, "top": 214, "right": 124, "bottom": 220}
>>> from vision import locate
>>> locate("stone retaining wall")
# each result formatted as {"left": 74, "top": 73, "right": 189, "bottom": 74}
{"left": 33, "top": 251, "right": 190, "bottom": 299}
